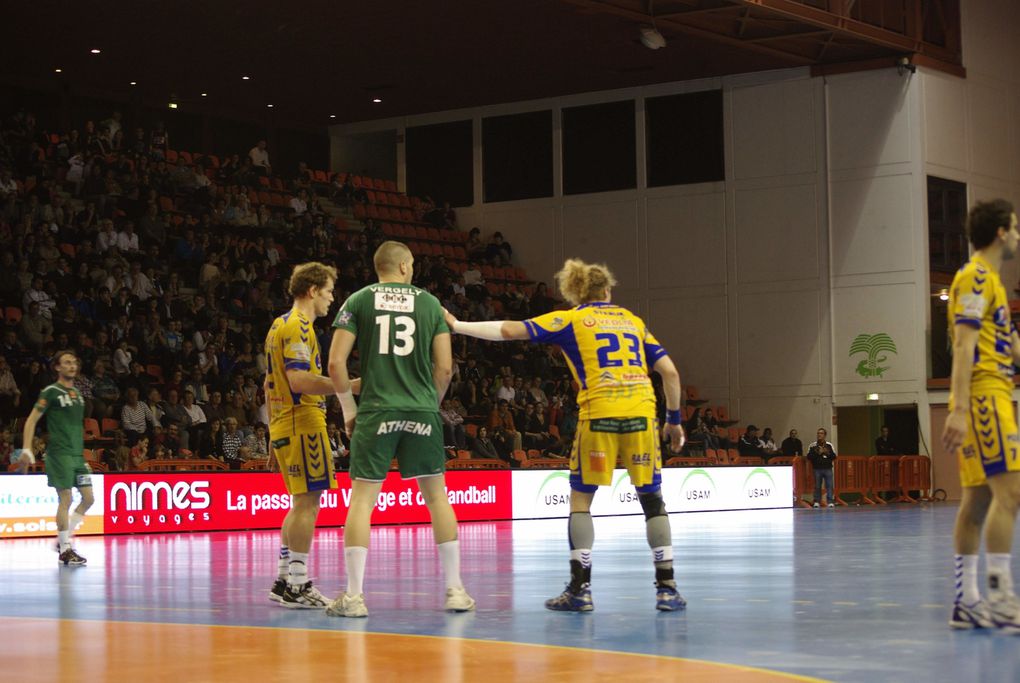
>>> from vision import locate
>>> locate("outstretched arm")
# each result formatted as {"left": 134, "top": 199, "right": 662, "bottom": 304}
{"left": 443, "top": 310, "right": 529, "bottom": 341}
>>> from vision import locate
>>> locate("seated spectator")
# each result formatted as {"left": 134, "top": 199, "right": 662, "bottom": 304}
{"left": 440, "top": 399, "right": 467, "bottom": 450}
{"left": 520, "top": 403, "right": 557, "bottom": 451}
{"left": 221, "top": 417, "right": 246, "bottom": 469}
{"left": 488, "top": 399, "right": 522, "bottom": 453}
{"left": 248, "top": 139, "right": 271, "bottom": 176}
{"left": 738, "top": 425, "right": 767, "bottom": 458}
{"left": 127, "top": 436, "right": 149, "bottom": 470}
{"left": 289, "top": 189, "right": 309, "bottom": 216}
{"left": 759, "top": 427, "right": 780, "bottom": 462}
{"left": 181, "top": 389, "right": 208, "bottom": 448}
{"left": 470, "top": 426, "right": 502, "bottom": 461}
{"left": 328, "top": 422, "right": 350, "bottom": 471}
{"left": 0, "top": 355, "right": 21, "bottom": 420}
{"left": 782, "top": 429, "right": 803, "bottom": 456}
{"left": 20, "top": 302, "right": 54, "bottom": 350}
{"left": 198, "top": 418, "right": 225, "bottom": 460}
{"left": 120, "top": 387, "right": 157, "bottom": 445}
{"left": 245, "top": 422, "right": 269, "bottom": 461}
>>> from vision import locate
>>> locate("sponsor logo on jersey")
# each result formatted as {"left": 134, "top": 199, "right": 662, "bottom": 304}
{"left": 582, "top": 317, "right": 596, "bottom": 328}
{"left": 336, "top": 310, "right": 352, "bottom": 326}
{"left": 376, "top": 420, "right": 433, "bottom": 436}
{"left": 375, "top": 291, "right": 416, "bottom": 313}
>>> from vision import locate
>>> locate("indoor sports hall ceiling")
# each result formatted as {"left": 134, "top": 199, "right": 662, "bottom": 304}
{"left": 0, "top": 0, "right": 961, "bottom": 128}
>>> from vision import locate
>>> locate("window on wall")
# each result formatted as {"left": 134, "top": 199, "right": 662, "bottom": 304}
{"left": 645, "top": 90, "right": 725, "bottom": 187}
{"left": 928, "top": 176, "right": 968, "bottom": 380}
{"left": 482, "top": 110, "right": 553, "bottom": 203}
{"left": 405, "top": 120, "right": 473, "bottom": 207}
{"left": 562, "top": 100, "right": 635, "bottom": 195}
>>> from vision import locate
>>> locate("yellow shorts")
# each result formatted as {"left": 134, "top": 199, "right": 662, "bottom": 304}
{"left": 569, "top": 417, "right": 662, "bottom": 492}
{"left": 956, "top": 393, "right": 1020, "bottom": 487}
{"left": 272, "top": 427, "right": 337, "bottom": 495}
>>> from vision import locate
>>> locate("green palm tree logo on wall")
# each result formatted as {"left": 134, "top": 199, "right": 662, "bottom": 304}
{"left": 850, "top": 333, "right": 897, "bottom": 378}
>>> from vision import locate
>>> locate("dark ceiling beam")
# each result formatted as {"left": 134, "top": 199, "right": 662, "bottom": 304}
{"left": 733, "top": 0, "right": 959, "bottom": 63}
{"left": 561, "top": 0, "right": 814, "bottom": 63}
{"left": 744, "top": 29, "right": 831, "bottom": 43}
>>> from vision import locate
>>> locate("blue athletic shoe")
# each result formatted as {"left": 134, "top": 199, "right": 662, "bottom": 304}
{"left": 656, "top": 583, "right": 686, "bottom": 611}
{"left": 545, "top": 583, "right": 593, "bottom": 612}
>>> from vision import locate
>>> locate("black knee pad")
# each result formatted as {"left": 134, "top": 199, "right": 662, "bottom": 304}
{"left": 638, "top": 491, "right": 666, "bottom": 520}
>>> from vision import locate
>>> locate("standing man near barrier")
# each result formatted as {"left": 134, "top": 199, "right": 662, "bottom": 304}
{"left": 265, "top": 262, "right": 339, "bottom": 608}
{"left": 942, "top": 199, "right": 1020, "bottom": 632}
{"left": 326, "top": 241, "right": 475, "bottom": 617}
{"left": 806, "top": 428, "right": 836, "bottom": 508}
{"left": 445, "top": 258, "right": 687, "bottom": 612}
{"left": 21, "top": 350, "right": 92, "bottom": 565}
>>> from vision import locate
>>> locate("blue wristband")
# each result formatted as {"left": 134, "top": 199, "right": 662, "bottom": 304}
{"left": 666, "top": 409, "right": 682, "bottom": 425}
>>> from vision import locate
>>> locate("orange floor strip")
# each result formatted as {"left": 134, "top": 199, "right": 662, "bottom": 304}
{"left": 4, "top": 617, "right": 826, "bottom": 682}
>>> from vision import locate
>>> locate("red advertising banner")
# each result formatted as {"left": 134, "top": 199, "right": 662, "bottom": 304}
{"left": 104, "top": 471, "right": 512, "bottom": 534}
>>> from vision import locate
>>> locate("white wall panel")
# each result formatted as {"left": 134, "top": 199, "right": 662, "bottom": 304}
{"left": 731, "top": 79, "right": 816, "bottom": 179}
{"left": 737, "top": 289, "right": 822, "bottom": 388}
{"left": 646, "top": 192, "right": 726, "bottom": 288}
{"left": 648, "top": 295, "right": 728, "bottom": 391}
{"left": 561, "top": 200, "right": 640, "bottom": 285}
{"left": 830, "top": 174, "right": 915, "bottom": 277}
{"left": 832, "top": 283, "right": 919, "bottom": 385}
{"left": 828, "top": 71, "right": 913, "bottom": 171}
{"left": 734, "top": 184, "right": 819, "bottom": 284}
{"left": 922, "top": 71, "right": 969, "bottom": 172}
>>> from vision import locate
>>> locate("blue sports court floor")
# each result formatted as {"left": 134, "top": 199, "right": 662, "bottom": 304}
{"left": 1, "top": 504, "right": 1019, "bottom": 682}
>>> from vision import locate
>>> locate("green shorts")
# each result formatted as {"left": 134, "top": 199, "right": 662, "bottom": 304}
{"left": 350, "top": 411, "right": 446, "bottom": 481}
{"left": 47, "top": 454, "right": 92, "bottom": 491}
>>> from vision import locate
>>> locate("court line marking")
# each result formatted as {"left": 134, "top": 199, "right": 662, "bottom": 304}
{"left": 2, "top": 615, "right": 834, "bottom": 682}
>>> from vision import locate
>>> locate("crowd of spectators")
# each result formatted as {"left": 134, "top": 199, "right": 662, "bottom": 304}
{"left": 0, "top": 106, "right": 580, "bottom": 472}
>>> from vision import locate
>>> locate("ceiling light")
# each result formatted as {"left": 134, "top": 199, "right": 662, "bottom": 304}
{"left": 267, "top": 104, "right": 273, "bottom": 108}
{"left": 201, "top": 93, "right": 208, "bottom": 97}
{"left": 329, "top": 114, "right": 336, "bottom": 119}
{"left": 939, "top": 290, "right": 949, "bottom": 301}
{"left": 241, "top": 75, "right": 251, "bottom": 80}
{"left": 168, "top": 102, "right": 178, "bottom": 109}
{"left": 54, "top": 68, "right": 62, "bottom": 73}
{"left": 90, "top": 48, "right": 101, "bottom": 54}
{"left": 372, "top": 98, "right": 382, "bottom": 104}
{"left": 639, "top": 27, "right": 666, "bottom": 50}
{"left": 129, "top": 81, "right": 137, "bottom": 86}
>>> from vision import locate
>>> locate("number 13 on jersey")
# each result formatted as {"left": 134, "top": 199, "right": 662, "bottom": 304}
{"left": 376, "top": 314, "right": 415, "bottom": 356}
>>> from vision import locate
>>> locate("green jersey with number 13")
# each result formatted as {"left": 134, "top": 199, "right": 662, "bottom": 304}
{"left": 332, "top": 283, "right": 448, "bottom": 414}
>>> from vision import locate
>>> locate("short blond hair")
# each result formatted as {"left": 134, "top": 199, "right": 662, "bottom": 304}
{"left": 555, "top": 258, "right": 617, "bottom": 306}
{"left": 373, "top": 240, "right": 412, "bottom": 275}
{"left": 288, "top": 262, "right": 337, "bottom": 298}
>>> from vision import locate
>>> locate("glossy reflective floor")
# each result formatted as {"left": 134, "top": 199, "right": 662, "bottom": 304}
{"left": 1, "top": 505, "right": 1018, "bottom": 682}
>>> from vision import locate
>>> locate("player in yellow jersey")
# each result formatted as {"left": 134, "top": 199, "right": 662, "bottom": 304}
{"left": 265, "top": 262, "right": 338, "bottom": 609}
{"left": 942, "top": 199, "right": 1020, "bottom": 632}
{"left": 446, "top": 258, "right": 686, "bottom": 611}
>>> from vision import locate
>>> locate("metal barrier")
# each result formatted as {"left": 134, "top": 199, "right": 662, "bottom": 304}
{"left": 896, "top": 455, "right": 933, "bottom": 503}
{"left": 834, "top": 456, "right": 876, "bottom": 506}
{"left": 869, "top": 456, "right": 901, "bottom": 504}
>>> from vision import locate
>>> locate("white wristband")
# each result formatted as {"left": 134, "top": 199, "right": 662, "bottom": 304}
{"left": 452, "top": 320, "right": 506, "bottom": 341}
{"left": 336, "top": 390, "right": 358, "bottom": 421}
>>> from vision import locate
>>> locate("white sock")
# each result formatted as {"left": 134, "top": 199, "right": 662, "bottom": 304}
{"left": 954, "top": 554, "right": 980, "bottom": 604}
{"left": 69, "top": 512, "right": 84, "bottom": 535}
{"left": 570, "top": 548, "right": 592, "bottom": 568}
{"left": 58, "top": 530, "right": 71, "bottom": 552}
{"left": 345, "top": 546, "right": 368, "bottom": 596}
{"left": 437, "top": 540, "right": 462, "bottom": 590}
{"left": 278, "top": 546, "right": 290, "bottom": 580}
{"left": 988, "top": 553, "right": 1013, "bottom": 596}
{"left": 288, "top": 551, "right": 309, "bottom": 588}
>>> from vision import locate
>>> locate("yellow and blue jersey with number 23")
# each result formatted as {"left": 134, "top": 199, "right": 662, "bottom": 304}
{"left": 524, "top": 303, "right": 666, "bottom": 421}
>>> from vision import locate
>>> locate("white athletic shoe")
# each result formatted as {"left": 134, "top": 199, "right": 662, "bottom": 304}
{"left": 326, "top": 592, "right": 368, "bottom": 618}
{"left": 949, "top": 600, "right": 994, "bottom": 629}
{"left": 281, "top": 581, "right": 329, "bottom": 609}
{"left": 445, "top": 586, "right": 476, "bottom": 612}
{"left": 988, "top": 592, "right": 1020, "bottom": 634}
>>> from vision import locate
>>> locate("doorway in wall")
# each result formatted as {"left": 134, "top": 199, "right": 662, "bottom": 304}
{"left": 834, "top": 404, "right": 919, "bottom": 456}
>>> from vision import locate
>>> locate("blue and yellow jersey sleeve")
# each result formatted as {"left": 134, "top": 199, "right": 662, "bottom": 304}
{"left": 265, "top": 311, "right": 326, "bottom": 434}
{"left": 949, "top": 254, "right": 1014, "bottom": 395}
{"left": 525, "top": 304, "right": 659, "bottom": 420}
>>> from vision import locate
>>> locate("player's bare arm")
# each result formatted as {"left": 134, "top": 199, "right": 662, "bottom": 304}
{"left": 943, "top": 324, "right": 979, "bottom": 454}
{"left": 328, "top": 328, "right": 358, "bottom": 437}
